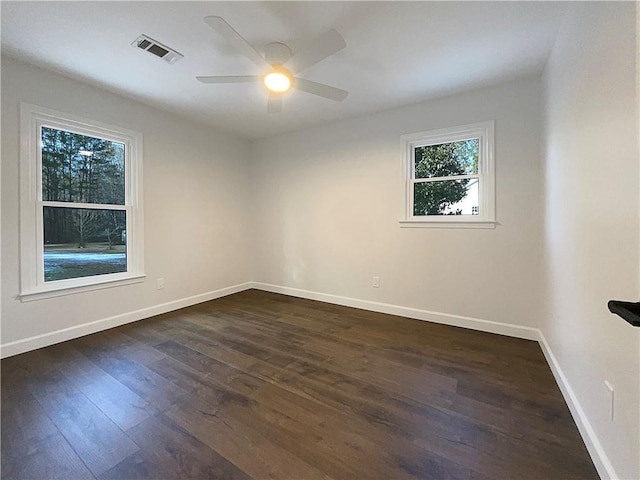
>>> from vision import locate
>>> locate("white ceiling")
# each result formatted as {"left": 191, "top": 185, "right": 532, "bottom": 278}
{"left": 1, "top": 1, "right": 567, "bottom": 140}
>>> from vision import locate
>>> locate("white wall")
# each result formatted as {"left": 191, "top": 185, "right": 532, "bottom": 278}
{"left": 542, "top": 3, "right": 639, "bottom": 479}
{"left": 251, "top": 77, "right": 544, "bottom": 332}
{"left": 1, "top": 56, "right": 253, "bottom": 351}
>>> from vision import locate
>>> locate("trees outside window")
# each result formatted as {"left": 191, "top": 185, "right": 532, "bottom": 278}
{"left": 413, "top": 139, "right": 479, "bottom": 216}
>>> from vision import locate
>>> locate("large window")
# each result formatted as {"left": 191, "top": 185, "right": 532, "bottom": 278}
{"left": 20, "top": 104, "right": 144, "bottom": 300}
{"left": 400, "top": 121, "right": 495, "bottom": 228}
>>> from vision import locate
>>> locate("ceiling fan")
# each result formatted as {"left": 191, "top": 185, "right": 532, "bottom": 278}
{"left": 197, "top": 16, "right": 349, "bottom": 113}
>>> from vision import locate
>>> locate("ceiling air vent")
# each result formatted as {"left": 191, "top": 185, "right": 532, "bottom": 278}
{"left": 132, "top": 34, "right": 183, "bottom": 64}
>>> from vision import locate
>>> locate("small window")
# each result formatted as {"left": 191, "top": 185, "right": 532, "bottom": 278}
{"left": 400, "top": 121, "right": 496, "bottom": 228}
{"left": 20, "top": 104, "right": 144, "bottom": 300}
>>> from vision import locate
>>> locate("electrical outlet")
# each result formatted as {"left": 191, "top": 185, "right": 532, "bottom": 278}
{"left": 372, "top": 276, "right": 380, "bottom": 288}
{"left": 156, "top": 277, "right": 165, "bottom": 290}
{"left": 604, "top": 381, "right": 614, "bottom": 421}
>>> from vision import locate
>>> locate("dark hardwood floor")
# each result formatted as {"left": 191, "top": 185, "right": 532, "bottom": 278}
{"left": 2, "top": 290, "right": 598, "bottom": 479}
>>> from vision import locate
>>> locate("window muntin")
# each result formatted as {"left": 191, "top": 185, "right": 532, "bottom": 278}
{"left": 402, "top": 122, "right": 495, "bottom": 227}
{"left": 20, "top": 104, "right": 144, "bottom": 299}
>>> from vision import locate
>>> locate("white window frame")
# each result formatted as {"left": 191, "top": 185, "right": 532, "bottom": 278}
{"left": 19, "top": 103, "right": 145, "bottom": 301}
{"left": 400, "top": 121, "right": 496, "bottom": 229}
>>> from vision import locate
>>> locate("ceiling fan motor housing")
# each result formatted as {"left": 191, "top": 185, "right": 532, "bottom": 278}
{"left": 264, "top": 42, "right": 292, "bottom": 65}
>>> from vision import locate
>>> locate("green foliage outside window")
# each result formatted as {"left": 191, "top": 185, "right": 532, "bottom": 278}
{"left": 413, "top": 139, "right": 478, "bottom": 216}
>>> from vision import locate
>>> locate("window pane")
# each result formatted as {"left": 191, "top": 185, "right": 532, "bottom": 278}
{"left": 414, "top": 139, "right": 478, "bottom": 179}
{"left": 41, "top": 127, "right": 125, "bottom": 204}
{"left": 413, "top": 179, "right": 479, "bottom": 216}
{"left": 43, "top": 207, "right": 127, "bottom": 282}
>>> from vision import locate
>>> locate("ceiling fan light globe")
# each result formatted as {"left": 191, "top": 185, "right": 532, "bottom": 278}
{"left": 264, "top": 71, "right": 293, "bottom": 93}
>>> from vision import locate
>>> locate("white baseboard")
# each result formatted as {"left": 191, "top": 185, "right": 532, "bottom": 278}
{"left": 538, "top": 330, "right": 616, "bottom": 480}
{"left": 250, "top": 282, "right": 540, "bottom": 341}
{"left": 0, "top": 282, "right": 253, "bottom": 358}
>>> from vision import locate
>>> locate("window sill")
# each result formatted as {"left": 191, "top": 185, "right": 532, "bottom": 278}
{"left": 20, "top": 274, "right": 146, "bottom": 302}
{"left": 399, "top": 220, "right": 497, "bottom": 229}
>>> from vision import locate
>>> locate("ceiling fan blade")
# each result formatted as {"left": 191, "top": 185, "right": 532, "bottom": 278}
{"left": 285, "top": 29, "right": 346, "bottom": 74}
{"left": 267, "top": 94, "right": 283, "bottom": 114}
{"left": 294, "top": 78, "right": 348, "bottom": 102}
{"left": 204, "top": 16, "right": 270, "bottom": 70}
{"left": 196, "top": 76, "right": 261, "bottom": 84}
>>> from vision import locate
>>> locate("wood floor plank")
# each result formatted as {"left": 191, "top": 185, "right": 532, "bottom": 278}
{"left": 118, "top": 320, "right": 174, "bottom": 347}
{"left": 40, "top": 344, "right": 157, "bottom": 431}
{"left": 0, "top": 388, "right": 68, "bottom": 478}
{"left": 183, "top": 309, "right": 460, "bottom": 398}
{"left": 1, "top": 290, "right": 598, "bottom": 480}
{"left": 153, "top": 352, "right": 416, "bottom": 479}
{"left": 1, "top": 384, "right": 58, "bottom": 450}
{"left": 25, "top": 369, "right": 139, "bottom": 476}
{"left": 149, "top": 351, "right": 484, "bottom": 479}
{"left": 100, "top": 413, "right": 250, "bottom": 480}
{"left": 1, "top": 433, "right": 95, "bottom": 480}
{"left": 146, "top": 349, "right": 352, "bottom": 478}
{"left": 73, "top": 338, "right": 185, "bottom": 412}
{"left": 146, "top": 346, "right": 265, "bottom": 405}
{"left": 75, "top": 329, "right": 167, "bottom": 366}
{"left": 244, "top": 379, "right": 484, "bottom": 480}
{"left": 164, "top": 391, "right": 333, "bottom": 480}
{"left": 163, "top": 319, "right": 469, "bottom": 428}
